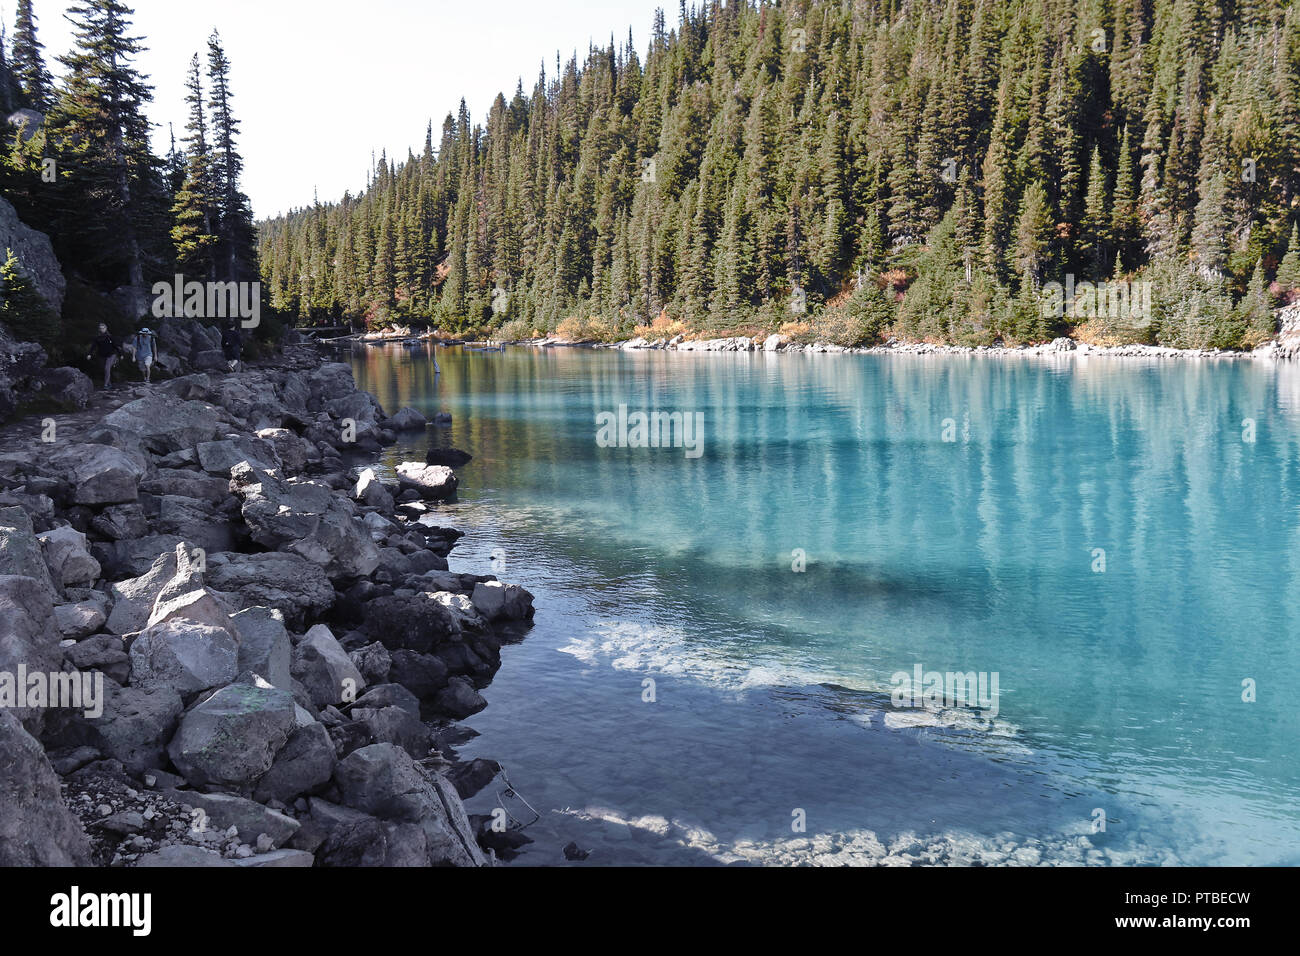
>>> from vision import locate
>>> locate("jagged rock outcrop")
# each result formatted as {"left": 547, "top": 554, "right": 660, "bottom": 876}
{"left": 0, "top": 195, "right": 65, "bottom": 314}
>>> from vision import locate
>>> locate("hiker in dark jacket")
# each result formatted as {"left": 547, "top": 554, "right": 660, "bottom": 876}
{"left": 221, "top": 321, "right": 243, "bottom": 372}
{"left": 89, "top": 324, "right": 118, "bottom": 388}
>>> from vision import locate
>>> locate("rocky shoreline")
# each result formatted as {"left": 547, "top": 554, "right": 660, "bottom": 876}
{"left": 0, "top": 338, "right": 535, "bottom": 868}
{"left": 477, "top": 302, "right": 1300, "bottom": 361}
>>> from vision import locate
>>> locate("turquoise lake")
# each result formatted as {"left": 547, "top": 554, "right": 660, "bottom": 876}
{"left": 349, "top": 343, "right": 1300, "bottom": 866}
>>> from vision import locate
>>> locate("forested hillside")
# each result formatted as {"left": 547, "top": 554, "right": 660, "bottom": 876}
{"left": 259, "top": 0, "right": 1300, "bottom": 349}
{"left": 0, "top": 0, "right": 259, "bottom": 361}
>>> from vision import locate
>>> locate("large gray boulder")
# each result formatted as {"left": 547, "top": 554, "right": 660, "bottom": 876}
{"left": 196, "top": 435, "right": 282, "bottom": 477}
{"left": 50, "top": 444, "right": 148, "bottom": 506}
{"left": 140, "top": 469, "right": 231, "bottom": 504}
{"left": 37, "top": 367, "right": 94, "bottom": 409}
{"left": 333, "top": 743, "right": 485, "bottom": 867}
{"left": 229, "top": 464, "right": 379, "bottom": 581}
{"left": 0, "top": 574, "right": 64, "bottom": 734}
{"left": 335, "top": 743, "right": 488, "bottom": 868}
{"left": 128, "top": 619, "right": 238, "bottom": 695}
{"left": 54, "top": 601, "right": 108, "bottom": 641}
{"left": 205, "top": 552, "right": 335, "bottom": 628}
{"left": 0, "top": 196, "right": 65, "bottom": 314}
{"left": 395, "top": 463, "right": 459, "bottom": 501}
{"left": 255, "top": 428, "right": 313, "bottom": 475}
{"left": 63, "top": 633, "right": 129, "bottom": 684}
{"left": 167, "top": 680, "right": 297, "bottom": 790}
{"left": 291, "top": 625, "right": 365, "bottom": 709}
{"left": 106, "top": 549, "right": 178, "bottom": 635}
{"left": 147, "top": 587, "right": 241, "bottom": 644}
{"left": 102, "top": 394, "right": 222, "bottom": 454}
{"left": 38, "top": 525, "right": 101, "bottom": 588}
{"left": 90, "top": 503, "right": 149, "bottom": 541}
{"left": 0, "top": 711, "right": 90, "bottom": 866}
{"left": 360, "top": 592, "right": 460, "bottom": 653}
{"left": 156, "top": 495, "right": 234, "bottom": 554}
{"left": 59, "top": 682, "right": 184, "bottom": 773}
{"left": 0, "top": 506, "right": 59, "bottom": 600}
{"left": 253, "top": 722, "right": 336, "bottom": 805}
{"left": 353, "top": 468, "right": 395, "bottom": 512}
{"left": 470, "top": 580, "right": 536, "bottom": 623}
{"left": 230, "top": 607, "right": 291, "bottom": 689}
{"left": 387, "top": 407, "right": 427, "bottom": 431}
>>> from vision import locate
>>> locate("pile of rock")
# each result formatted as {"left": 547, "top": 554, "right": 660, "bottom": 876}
{"left": 0, "top": 348, "right": 533, "bottom": 868}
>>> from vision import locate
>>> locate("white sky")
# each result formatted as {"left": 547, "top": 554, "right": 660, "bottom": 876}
{"left": 11, "top": 0, "right": 675, "bottom": 219}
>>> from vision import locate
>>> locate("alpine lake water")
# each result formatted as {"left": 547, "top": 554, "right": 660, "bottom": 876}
{"left": 347, "top": 341, "right": 1300, "bottom": 867}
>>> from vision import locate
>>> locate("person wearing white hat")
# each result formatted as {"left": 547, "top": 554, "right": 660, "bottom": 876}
{"left": 132, "top": 326, "right": 159, "bottom": 384}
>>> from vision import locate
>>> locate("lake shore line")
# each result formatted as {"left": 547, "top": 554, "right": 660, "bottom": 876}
{"left": 0, "top": 335, "right": 538, "bottom": 868}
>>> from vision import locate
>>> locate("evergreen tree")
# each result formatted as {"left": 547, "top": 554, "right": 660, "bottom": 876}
{"left": 207, "top": 31, "right": 255, "bottom": 282}
{"left": 11, "top": 0, "right": 53, "bottom": 111}
{"left": 48, "top": 0, "right": 164, "bottom": 310}
{"left": 171, "top": 53, "right": 218, "bottom": 278}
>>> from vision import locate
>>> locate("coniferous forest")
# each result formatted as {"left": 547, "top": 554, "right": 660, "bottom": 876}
{"left": 0, "top": 0, "right": 259, "bottom": 361}
{"left": 259, "top": 0, "right": 1300, "bottom": 350}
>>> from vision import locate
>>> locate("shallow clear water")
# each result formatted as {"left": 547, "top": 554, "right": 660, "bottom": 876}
{"left": 349, "top": 342, "right": 1300, "bottom": 866}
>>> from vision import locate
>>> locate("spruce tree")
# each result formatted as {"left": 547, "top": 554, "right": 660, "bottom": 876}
{"left": 49, "top": 0, "right": 162, "bottom": 310}
{"left": 207, "top": 31, "right": 255, "bottom": 282}
{"left": 171, "top": 53, "right": 218, "bottom": 278}
{"left": 11, "top": 0, "right": 53, "bottom": 111}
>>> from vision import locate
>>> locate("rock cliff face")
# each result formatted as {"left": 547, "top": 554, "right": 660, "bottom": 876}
{"left": 0, "top": 196, "right": 66, "bottom": 315}
{"left": 1274, "top": 304, "right": 1300, "bottom": 358}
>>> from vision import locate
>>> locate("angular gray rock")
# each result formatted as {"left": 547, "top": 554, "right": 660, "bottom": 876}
{"left": 61, "top": 682, "right": 184, "bottom": 773}
{"left": 63, "top": 634, "right": 130, "bottom": 685}
{"left": 147, "top": 587, "right": 241, "bottom": 645}
{"left": 255, "top": 428, "right": 312, "bottom": 475}
{"left": 53, "top": 602, "right": 108, "bottom": 641}
{"left": 91, "top": 503, "right": 149, "bottom": 541}
{"left": 387, "top": 407, "right": 427, "bottom": 431}
{"left": 349, "top": 643, "right": 392, "bottom": 685}
{"left": 0, "top": 711, "right": 91, "bottom": 866}
{"left": 470, "top": 580, "right": 536, "bottom": 623}
{"left": 434, "top": 676, "right": 488, "bottom": 719}
{"left": 197, "top": 435, "right": 283, "bottom": 477}
{"left": 0, "top": 506, "right": 59, "bottom": 600}
{"left": 253, "top": 722, "right": 336, "bottom": 805}
{"left": 0, "top": 196, "right": 65, "bottom": 313}
{"left": 167, "top": 680, "right": 297, "bottom": 790}
{"left": 102, "top": 394, "right": 221, "bottom": 454}
{"left": 162, "top": 790, "right": 300, "bottom": 848}
{"left": 205, "top": 552, "right": 335, "bottom": 627}
{"left": 353, "top": 468, "right": 395, "bottom": 512}
{"left": 38, "top": 525, "right": 101, "bottom": 588}
{"left": 229, "top": 464, "right": 379, "bottom": 581}
{"left": 0, "top": 574, "right": 64, "bottom": 733}
{"left": 38, "top": 367, "right": 94, "bottom": 409}
{"left": 333, "top": 743, "right": 485, "bottom": 866}
{"left": 134, "top": 845, "right": 234, "bottom": 867}
{"left": 395, "top": 462, "right": 459, "bottom": 500}
{"left": 291, "top": 624, "right": 366, "bottom": 709}
{"left": 230, "top": 607, "right": 291, "bottom": 689}
{"left": 50, "top": 444, "right": 148, "bottom": 506}
{"left": 128, "top": 619, "right": 238, "bottom": 694}
{"left": 106, "top": 550, "right": 178, "bottom": 635}
{"left": 156, "top": 495, "right": 234, "bottom": 554}
{"left": 232, "top": 849, "right": 315, "bottom": 867}
{"left": 139, "top": 469, "right": 231, "bottom": 505}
